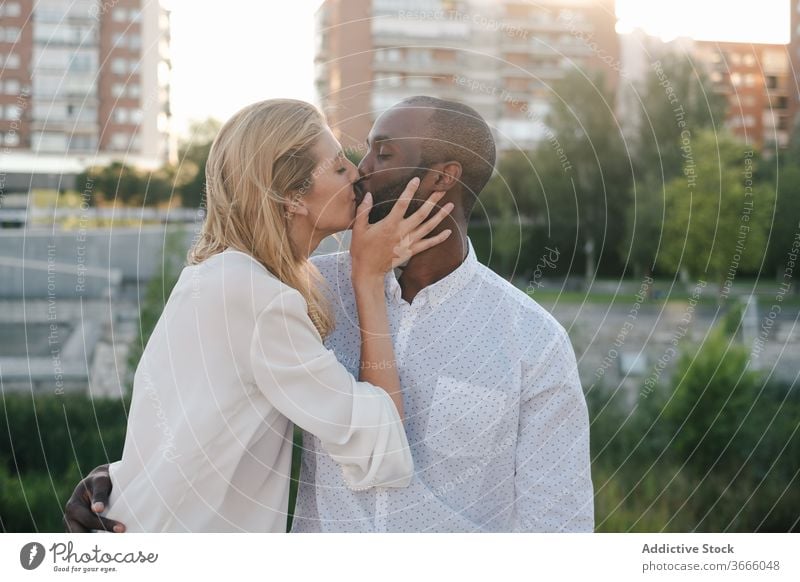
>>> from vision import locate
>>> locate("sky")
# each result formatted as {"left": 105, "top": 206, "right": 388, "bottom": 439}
{"left": 165, "top": 0, "right": 792, "bottom": 137}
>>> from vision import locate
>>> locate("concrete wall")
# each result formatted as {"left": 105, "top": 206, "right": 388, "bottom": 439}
{"left": 0, "top": 226, "right": 352, "bottom": 299}
{"left": 0, "top": 226, "right": 197, "bottom": 284}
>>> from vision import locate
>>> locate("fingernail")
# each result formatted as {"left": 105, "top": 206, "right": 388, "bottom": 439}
{"left": 92, "top": 502, "right": 105, "bottom": 513}
{"left": 113, "top": 525, "right": 125, "bottom": 533}
{"left": 412, "top": 177, "right": 420, "bottom": 184}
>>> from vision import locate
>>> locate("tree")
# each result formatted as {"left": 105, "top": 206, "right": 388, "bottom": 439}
{"left": 662, "top": 319, "right": 761, "bottom": 470}
{"left": 141, "top": 165, "right": 193, "bottom": 207}
{"left": 657, "top": 130, "right": 775, "bottom": 292}
{"left": 478, "top": 150, "right": 540, "bottom": 223}
{"left": 632, "top": 53, "right": 727, "bottom": 182}
{"left": 177, "top": 118, "right": 221, "bottom": 208}
{"left": 623, "top": 53, "right": 728, "bottom": 277}
{"left": 542, "top": 69, "right": 632, "bottom": 281}
{"left": 75, "top": 162, "right": 187, "bottom": 207}
{"left": 766, "top": 161, "right": 800, "bottom": 282}
{"left": 76, "top": 162, "right": 143, "bottom": 205}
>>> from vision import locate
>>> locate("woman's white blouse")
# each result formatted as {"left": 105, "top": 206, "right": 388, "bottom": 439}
{"left": 104, "top": 249, "right": 413, "bottom": 532}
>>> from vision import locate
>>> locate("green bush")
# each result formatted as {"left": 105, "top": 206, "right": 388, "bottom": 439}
{"left": 0, "top": 393, "right": 129, "bottom": 532}
{"left": 588, "top": 313, "right": 800, "bottom": 532}
{"left": 661, "top": 325, "right": 762, "bottom": 470}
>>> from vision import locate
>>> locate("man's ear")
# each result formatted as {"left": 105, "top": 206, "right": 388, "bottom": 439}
{"left": 427, "top": 161, "right": 462, "bottom": 192}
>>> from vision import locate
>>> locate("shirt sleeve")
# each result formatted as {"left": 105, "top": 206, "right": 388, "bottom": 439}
{"left": 249, "top": 288, "right": 413, "bottom": 491}
{"left": 513, "top": 329, "right": 594, "bottom": 532}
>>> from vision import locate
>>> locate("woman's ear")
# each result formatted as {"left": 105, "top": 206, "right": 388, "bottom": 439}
{"left": 285, "top": 194, "right": 310, "bottom": 218}
{"left": 290, "top": 200, "right": 310, "bottom": 217}
{"left": 428, "top": 161, "right": 462, "bottom": 191}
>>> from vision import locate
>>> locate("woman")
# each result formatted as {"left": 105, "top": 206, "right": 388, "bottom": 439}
{"left": 98, "top": 99, "right": 454, "bottom": 532}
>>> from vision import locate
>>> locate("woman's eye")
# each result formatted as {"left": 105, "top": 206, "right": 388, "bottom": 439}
{"left": 376, "top": 154, "right": 391, "bottom": 161}
{"left": 336, "top": 167, "right": 347, "bottom": 174}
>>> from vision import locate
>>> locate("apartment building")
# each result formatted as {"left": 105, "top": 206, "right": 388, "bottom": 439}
{"left": 694, "top": 41, "right": 794, "bottom": 152}
{"left": 0, "top": 0, "right": 171, "bottom": 193}
{"left": 315, "top": 0, "right": 618, "bottom": 151}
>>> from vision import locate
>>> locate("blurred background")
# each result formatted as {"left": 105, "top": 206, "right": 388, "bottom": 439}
{"left": 0, "top": 0, "right": 798, "bottom": 532}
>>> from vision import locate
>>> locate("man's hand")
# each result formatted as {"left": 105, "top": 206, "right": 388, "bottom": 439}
{"left": 63, "top": 464, "right": 126, "bottom": 533}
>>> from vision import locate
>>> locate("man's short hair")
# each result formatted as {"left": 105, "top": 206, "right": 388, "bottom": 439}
{"left": 399, "top": 96, "right": 496, "bottom": 216}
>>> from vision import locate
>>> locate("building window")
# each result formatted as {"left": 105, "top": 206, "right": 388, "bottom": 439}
{"left": 406, "top": 76, "right": 433, "bottom": 88}
{"left": 111, "top": 58, "right": 128, "bottom": 74}
{"left": 110, "top": 132, "right": 132, "bottom": 150}
{"left": 71, "top": 53, "right": 95, "bottom": 72}
{"left": 376, "top": 48, "right": 403, "bottom": 63}
{"left": 0, "top": 2, "right": 21, "bottom": 17}
{"left": 373, "top": 72, "right": 403, "bottom": 88}
{"left": 111, "top": 32, "right": 142, "bottom": 51}
{"left": 2, "top": 53, "right": 20, "bottom": 69}
{"left": 4, "top": 132, "right": 20, "bottom": 146}
{"left": 70, "top": 134, "right": 96, "bottom": 151}
{"left": 114, "top": 108, "right": 129, "bottom": 124}
{"left": 32, "top": 131, "right": 68, "bottom": 152}
{"left": 0, "top": 26, "right": 21, "bottom": 42}
{"left": 4, "top": 79, "right": 21, "bottom": 94}
{"left": 407, "top": 48, "right": 432, "bottom": 65}
{"left": 4, "top": 104, "right": 22, "bottom": 120}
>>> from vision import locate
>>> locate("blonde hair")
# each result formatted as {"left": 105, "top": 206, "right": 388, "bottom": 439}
{"left": 188, "top": 99, "right": 333, "bottom": 337}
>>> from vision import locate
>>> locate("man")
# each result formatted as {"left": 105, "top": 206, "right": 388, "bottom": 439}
{"left": 64, "top": 96, "right": 594, "bottom": 533}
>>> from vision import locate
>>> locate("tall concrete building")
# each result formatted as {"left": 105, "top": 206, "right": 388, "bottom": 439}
{"left": 315, "top": 0, "right": 618, "bottom": 151}
{"left": 693, "top": 41, "right": 794, "bottom": 152}
{"left": 0, "top": 0, "right": 171, "bottom": 193}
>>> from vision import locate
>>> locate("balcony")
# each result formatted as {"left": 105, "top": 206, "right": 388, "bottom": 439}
{"left": 371, "top": 16, "right": 471, "bottom": 44}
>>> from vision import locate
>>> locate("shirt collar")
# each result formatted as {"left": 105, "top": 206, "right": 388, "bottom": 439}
{"left": 384, "top": 238, "right": 478, "bottom": 309}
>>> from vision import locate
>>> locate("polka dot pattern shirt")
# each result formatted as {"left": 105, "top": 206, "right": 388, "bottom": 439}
{"left": 291, "top": 240, "right": 594, "bottom": 532}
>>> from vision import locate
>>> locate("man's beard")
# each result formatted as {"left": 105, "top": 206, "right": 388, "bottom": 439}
{"left": 363, "top": 168, "right": 428, "bottom": 224}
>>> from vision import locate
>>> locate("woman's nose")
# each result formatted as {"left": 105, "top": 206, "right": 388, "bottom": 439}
{"left": 348, "top": 165, "right": 360, "bottom": 183}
